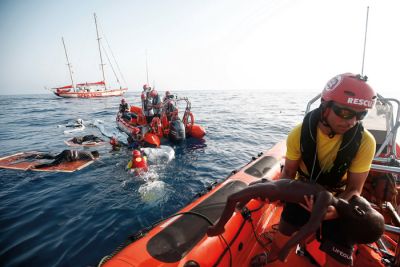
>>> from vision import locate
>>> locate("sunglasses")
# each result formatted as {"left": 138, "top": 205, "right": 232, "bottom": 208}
{"left": 331, "top": 104, "right": 368, "bottom": 120}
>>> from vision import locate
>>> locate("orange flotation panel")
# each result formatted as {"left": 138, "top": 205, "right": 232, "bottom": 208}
{"left": 143, "top": 133, "right": 160, "bottom": 148}
{"left": 183, "top": 112, "right": 206, "bottom": 139}
{"left": 130, "top": 105, "right": 142, "bottom": 114}
{"left": 129, "top": 105, "right": 147, "bottom": 125}
{"left": 189, "top": 124, "right": 206, "bottom": 139}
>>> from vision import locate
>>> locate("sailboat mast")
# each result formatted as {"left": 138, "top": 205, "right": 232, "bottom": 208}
{"left": 94, "top": 13, "right": 106, "bottom": 89}
{"left": 62, "top": 37, "right": 75, "bottom": 90}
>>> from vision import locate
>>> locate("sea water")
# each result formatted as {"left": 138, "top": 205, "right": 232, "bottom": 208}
{"left": 0, "top": 89, "right": 395, "bottom": 267}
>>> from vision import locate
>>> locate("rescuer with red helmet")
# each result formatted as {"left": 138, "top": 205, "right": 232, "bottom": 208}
{"left": 127, "top": 149, "right": 148, "bottom": 175}
{"left": 252, "top": 73, "right": 377, "bottom": 266}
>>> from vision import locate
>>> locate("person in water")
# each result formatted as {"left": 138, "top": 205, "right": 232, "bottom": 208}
{"left": 29, "top": 150, "right": 99, "bottom": 169}
{"left": 71, "top": 134, "right": 103, "bottom": 144}
{"left": 66, "top": 118, "right": 84, "bottom": 128}
{"left": 207, "top": 179, "right": 384, "bottom": 265}
{"left": 127, "top": 149, "right": 148, "bottom": 175}
{"left": 263, "top": 73, "right": 377, "bottom": 266}
{"left": 110, "top": 136, "right": 121, "bottom": 151}
{"left": 127, "top": 127, "right": 144, "bottom": 149}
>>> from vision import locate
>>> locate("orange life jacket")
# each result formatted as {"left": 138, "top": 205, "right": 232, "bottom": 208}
{"left": 131, "top": 156, "right": 148, "bottom": 171}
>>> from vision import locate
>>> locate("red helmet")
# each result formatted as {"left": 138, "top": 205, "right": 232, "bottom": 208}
{"left": 150, "top": 89, "right": 158, "bottom": 97}
{"left": 131, "top": 127, "right": 140, "bottom": 135}
{"left": 110, "top": 136, "right": 117, "bottom": 145}
{"left": 143, "top": 84, "right": 149, "bottom": 90}
{"left": 132, "top": 150, "right": 141, "bottom": 157}
{"left": 321, "top": 73, "right": 376, "bottom": 109}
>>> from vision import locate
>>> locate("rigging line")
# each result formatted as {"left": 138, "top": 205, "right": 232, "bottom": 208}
{"left": 102, "top": 32, "right": 127, "bottom": 87}
{"left": 361, "top": 6, "right": 369, "bottom": 76}
{"left": 61, "top": 37, "right": 75, "bottom": 90}
{"left": 100, "top": 41, "right": 121, "bottom": 85}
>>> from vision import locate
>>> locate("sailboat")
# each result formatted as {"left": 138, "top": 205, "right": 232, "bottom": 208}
{"left": 51, "top": 13, "right": 128, "bottom": 98}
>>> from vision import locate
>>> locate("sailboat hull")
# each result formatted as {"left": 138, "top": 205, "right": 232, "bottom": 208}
{"left": 54, "top": 88, "right": 127, "bottom": 98}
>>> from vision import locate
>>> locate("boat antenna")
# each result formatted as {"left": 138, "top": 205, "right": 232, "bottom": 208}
{"left": 361, "top": 6, "right": 369, "bottom": 77}
{"left": 145, "top": 49, "right": 150, "bottom": 85}
{"left": 61, "top": 37, "right": 75, "bottom": 90}
{"left": 94, "top": 13, "right": 107, "bottom": 89}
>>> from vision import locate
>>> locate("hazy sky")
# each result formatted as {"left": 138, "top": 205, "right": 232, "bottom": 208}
{"left": 0, "top": 0, "right": 399, "bottom": 96}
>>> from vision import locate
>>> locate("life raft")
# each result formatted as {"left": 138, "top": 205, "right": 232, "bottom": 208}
{"left": 116, "top": 111, "right": 160, "bottom": 148}
{"left": 117, "top": 104, "right": 206, "bottom": 143}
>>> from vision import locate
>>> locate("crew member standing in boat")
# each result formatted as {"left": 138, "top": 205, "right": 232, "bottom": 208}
{"left": 163, "top": 90, "right": 173, "bottom": 102}
{"left": 163, "top": 91, "right": 178, "bottom": 121}
{"left": 141, "top": 84, "right": 154, "bottom": 124}
{"left": 255, "top": 73, "right": 377, "bottom": 267}
{"left": 151, "top": 89, "right": 162, "bottom": 118}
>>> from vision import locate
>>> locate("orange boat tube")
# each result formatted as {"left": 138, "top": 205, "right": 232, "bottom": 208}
{"left": 100, "top": 142, "right": 287, "bottom": 267}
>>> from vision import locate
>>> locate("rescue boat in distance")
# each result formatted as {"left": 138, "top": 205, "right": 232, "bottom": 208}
{"left": 116, "top": 96, "right": 206, "bottom": 147}
{"left": 100, "top": 93, "right": 400, "bottom": 267}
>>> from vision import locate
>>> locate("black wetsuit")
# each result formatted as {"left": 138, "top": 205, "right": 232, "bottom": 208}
{"left": 71, "top": 135, "right": 103, "bottom": 144}
{"left": 33, "top": 150, "right": 94, "bottom": 168}
{"left": 119, "top": 103, "right": 131, "bottom": 120}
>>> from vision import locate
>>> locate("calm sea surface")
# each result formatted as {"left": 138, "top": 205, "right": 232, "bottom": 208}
{"left": 0, "top": 89, "right": 383, "bottom": 266}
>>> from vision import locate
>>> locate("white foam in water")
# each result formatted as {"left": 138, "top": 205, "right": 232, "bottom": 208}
{"left": 138, "top": 178, "right": 166, "bottom": 203}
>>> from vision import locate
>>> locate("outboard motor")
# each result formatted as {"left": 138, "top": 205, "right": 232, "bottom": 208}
{"left": 168, "top": 119, "right": 186, "bottom": 142}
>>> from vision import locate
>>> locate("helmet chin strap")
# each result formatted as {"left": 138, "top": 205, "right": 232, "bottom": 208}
{"left": 320, "top": 102, "right": 336, "bottom": 138}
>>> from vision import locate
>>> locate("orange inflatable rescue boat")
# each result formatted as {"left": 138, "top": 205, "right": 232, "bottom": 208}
{"left": 100, "top": 93, "right": 400, "bottom": 267}
{"left": 116, "top": 96, "right": 206, "bottom": 147}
